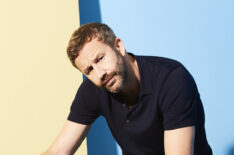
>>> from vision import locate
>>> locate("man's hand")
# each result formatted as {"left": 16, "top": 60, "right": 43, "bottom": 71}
{"left": 164, "top": 126, "right": 195, "bottom": 155}
{"left": 42, "top": 120, "right": 91, "bottom": 155}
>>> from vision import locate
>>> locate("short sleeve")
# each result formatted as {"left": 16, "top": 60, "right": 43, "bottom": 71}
{"left": 159, "top": 66, "right": 199, "bottom": 130}
{"left": 68, "top": 79, "right": 100, "bottom": 125}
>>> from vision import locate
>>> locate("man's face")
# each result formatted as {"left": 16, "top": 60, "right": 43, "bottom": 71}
{"left": 75, "top": 38, "right": 127, "bottom": 93}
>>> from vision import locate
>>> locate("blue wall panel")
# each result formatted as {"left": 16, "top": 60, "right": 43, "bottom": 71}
{"left": 79, "top": 1, "right": 119, "bottom": 155}
{"left": 79, "top": 0, "right": 234, "bottom": 154}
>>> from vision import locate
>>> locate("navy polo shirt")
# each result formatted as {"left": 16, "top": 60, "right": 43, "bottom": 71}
{"left": 68, "top": 54, "right": 212, "bottom": 155}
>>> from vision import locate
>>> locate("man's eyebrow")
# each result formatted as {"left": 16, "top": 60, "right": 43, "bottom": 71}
{"left": 94, "top": 53, "right": 103, "bottom": 62}
{"left": 90, "top": 51, "right": 102, "bottom": 64}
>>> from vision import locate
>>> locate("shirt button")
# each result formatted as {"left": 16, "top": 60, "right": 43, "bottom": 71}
{"left": 122, "top": 104, "right": 126, "bottom": 108}
{"left": 126, "top": 120, "right": 130, "bottom": 124}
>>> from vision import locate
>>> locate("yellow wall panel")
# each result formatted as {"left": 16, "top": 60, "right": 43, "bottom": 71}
{"left": 0, "top": 0, "right": 87, "bottom": 154}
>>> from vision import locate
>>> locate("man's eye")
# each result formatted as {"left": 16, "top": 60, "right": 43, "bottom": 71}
{"left": 95, "top": 55, "right": 104, "bottom": 64}
{"left": 86, "top": 66, "right": 93, "bottom": 75}
{"left": 99, "top": 56, "right": 104, "bottom": 60}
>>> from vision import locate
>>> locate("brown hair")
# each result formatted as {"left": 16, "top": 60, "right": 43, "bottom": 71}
{"left": 67, "top": 23, "right": 117, "bottom": 68}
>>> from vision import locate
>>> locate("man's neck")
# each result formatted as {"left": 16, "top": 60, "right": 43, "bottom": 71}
{"left": 120, "top": 54, "right": 141, "bottom": 105}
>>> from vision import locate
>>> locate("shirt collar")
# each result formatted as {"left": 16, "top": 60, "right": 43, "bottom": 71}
{"left": 130, "top": 53, "right": 153, "bottom": 97}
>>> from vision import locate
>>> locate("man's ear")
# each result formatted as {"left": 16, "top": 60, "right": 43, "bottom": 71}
{"left": 115, "top": 38, "right": 126, "bottom": 56}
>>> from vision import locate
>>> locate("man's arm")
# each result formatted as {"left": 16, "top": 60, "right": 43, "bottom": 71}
{"left": 42, "top": 120, "right": 91, "bottom": 155}
{"left": 164, "top": 126, "right": 195, "bottom": 155}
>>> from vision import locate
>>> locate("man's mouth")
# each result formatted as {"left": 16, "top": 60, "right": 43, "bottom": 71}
{"left": 102, "top": 72, "right": 116, "bottom": 87}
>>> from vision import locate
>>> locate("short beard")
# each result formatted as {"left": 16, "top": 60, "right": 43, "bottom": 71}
{"left": 106, "top": 52, "right": 128, "bottom": 94}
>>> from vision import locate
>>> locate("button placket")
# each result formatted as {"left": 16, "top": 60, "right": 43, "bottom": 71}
{"left": 122, "top": 103, "right": 129, "bottom": 124}
{"left": 122, "top": 103, "right": 133, "bottom": 124}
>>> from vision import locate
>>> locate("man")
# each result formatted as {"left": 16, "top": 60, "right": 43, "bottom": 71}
{"left": 43, "top": 23, "right": 212, "bottom": 155}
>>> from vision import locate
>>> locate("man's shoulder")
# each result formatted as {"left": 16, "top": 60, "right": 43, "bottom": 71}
{"left": 80, "top": 78, "right": 101, "bottom": 91}
{"left": 136, "top": 55, "right": 184, "bottom": 72}
{"left": 78, "top": 77, "right": 107, "bottom": 97}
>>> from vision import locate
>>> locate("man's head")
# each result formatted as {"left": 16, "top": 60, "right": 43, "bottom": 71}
{"left": 67, "top": 23, "right": 117, "bottom": 68}
{"left": 67, "top": 23, "right": 128, "bottom": 93}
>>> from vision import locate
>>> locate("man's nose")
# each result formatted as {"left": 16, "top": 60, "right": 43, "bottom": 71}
{"left": 94, "top": 66, "right": 106, "bottom": 81}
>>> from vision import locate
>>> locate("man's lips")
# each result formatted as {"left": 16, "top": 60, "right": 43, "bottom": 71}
{"left": 102, "top": 73, "right": 116, "bottom": 87}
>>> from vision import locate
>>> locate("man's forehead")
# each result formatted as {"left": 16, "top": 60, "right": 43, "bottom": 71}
{"left": 75, "top": 38, "right": 102, "bottom": 70}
